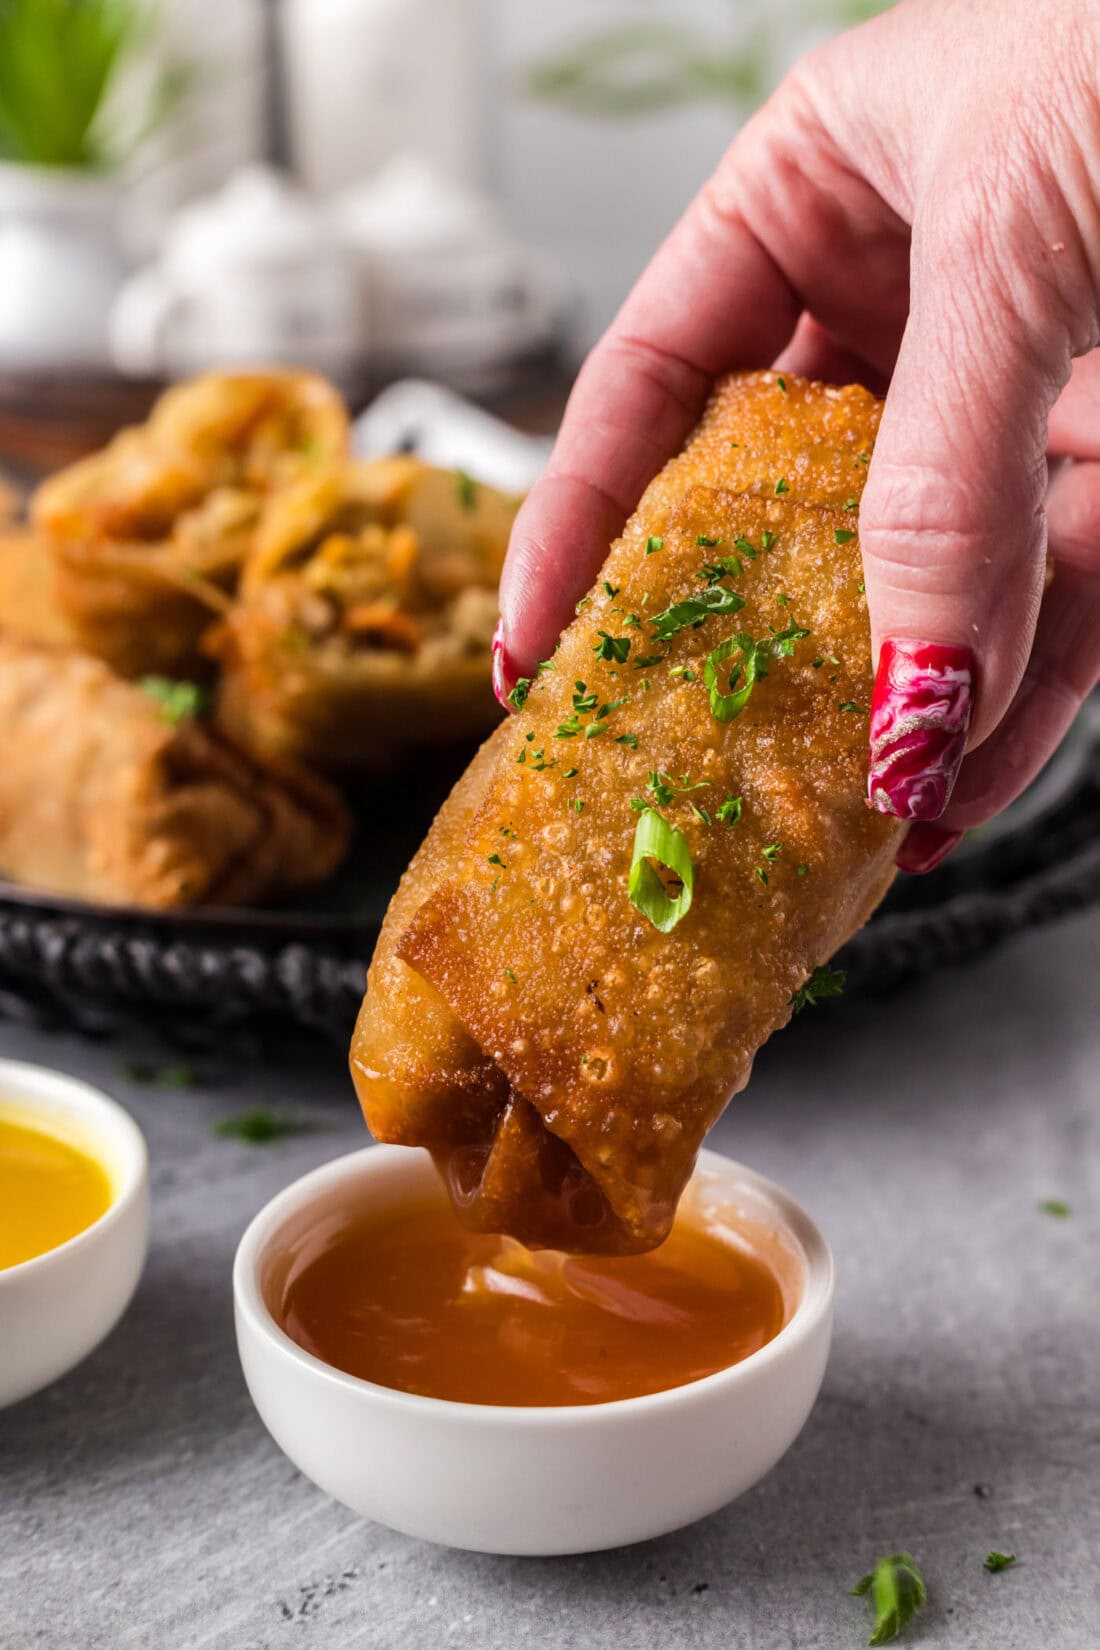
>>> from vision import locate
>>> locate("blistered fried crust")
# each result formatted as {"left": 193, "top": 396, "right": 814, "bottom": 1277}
{"left": 352, "top": 373, "right": 904, "bottom": 1253}
{"left": 0, "top": 636, "right": 350, "bottom": 908}
{"left": 31, "top": 371, "right": 349, "bottom": 677}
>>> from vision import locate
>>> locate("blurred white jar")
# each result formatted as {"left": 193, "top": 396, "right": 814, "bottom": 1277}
{"left": 111, "top": 166, "right": 364, "bottom": 378}
{"left": 336, "top": 154, "right": 558, "bottom": 382}
{"left": 279, "top": 0, "right": 485, "bottom": 193}
{"left": 0, "top": 164, "right": 127, "bottom": 372}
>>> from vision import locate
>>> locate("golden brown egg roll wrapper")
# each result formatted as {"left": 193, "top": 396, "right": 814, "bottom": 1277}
{"left": 0, "top": 528, "right": 76, "bottom": 648}
{"left": 0, "top": 636, "right": 350, "bottom": 909}
{"left": 31, "top": 370, "right": 349, "bottom": 678}
{"left": 352, "top": 373, "right": 904, "bottom": 1253}
{"left": 211, "top": 459, "right": 517, "bottom": 774}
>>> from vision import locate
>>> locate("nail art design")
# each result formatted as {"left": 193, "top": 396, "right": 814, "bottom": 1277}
{"left": 491, "top": 618, "right": 515, "bottom": 710}
{"left": 895, "top": 824, "right": 965, "bottom": 876}
{"left": 868, "top": 638, "right": 975, "bottom": 821}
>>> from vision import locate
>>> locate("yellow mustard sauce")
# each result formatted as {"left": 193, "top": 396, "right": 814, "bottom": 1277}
{"left": 0, "top": 1111, "right": 112, "bottom": 1269}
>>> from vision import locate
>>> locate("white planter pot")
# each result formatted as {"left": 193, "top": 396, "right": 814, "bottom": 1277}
{"left": 0, "top": 163, "right": 127, "bottom": 372}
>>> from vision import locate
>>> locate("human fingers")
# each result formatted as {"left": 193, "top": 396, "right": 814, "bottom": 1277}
{"left": 897, "top": 456, "right": 1100, "bottom": 871}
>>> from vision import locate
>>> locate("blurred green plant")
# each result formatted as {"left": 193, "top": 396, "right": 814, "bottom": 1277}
{"left": 0, "top": 0, "right": 188, "bottom": 170}
{"left": 526, "top": 1, "right": 892, "bottom": 118}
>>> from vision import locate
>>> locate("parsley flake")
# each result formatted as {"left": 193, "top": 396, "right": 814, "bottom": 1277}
{"left": 594, "top": 631, "right": 631, "bottom": 664}
{"left": 716, "top": 794, "right": 742, "bottom": 827}
{"left": 775, "top": 476, "right": 789, "bottom": 495}
{"left": 983, "top": 1553, "right": 1017, "bottom": 1573}
{"left": 507, "top": 677, "right": 532, "bottom": 711}
{"left": 699, "top": 556, "right": 744, "bottom": 585}
{"left": 140, "top": 677, "right": 209, "bottom": 726}
{"left": 645, "top": 536, "right": 664, "bottom": 556}
{"left": 791, "top": 964, "right": 846, "bottom": 1012}
{"left": 455, "top": 470, "right": 477, "bottom": 511}
{"left": 214, "top": 1109, "right": 313, "bottom": 1145}
{"left": 835, "top": 528, "right": 857, "bottom": 545}
{"left": 1039, "top": 1198, "right": 1071, "bottom": 1218}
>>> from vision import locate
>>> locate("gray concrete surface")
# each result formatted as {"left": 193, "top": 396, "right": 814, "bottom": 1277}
{"left": 2, "top": 909, "right": 1098, "bottom": 1650}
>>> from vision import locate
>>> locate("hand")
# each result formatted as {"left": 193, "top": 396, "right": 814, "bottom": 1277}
{"left": 493, "top": 0, "right": 1100, "bottom": 874}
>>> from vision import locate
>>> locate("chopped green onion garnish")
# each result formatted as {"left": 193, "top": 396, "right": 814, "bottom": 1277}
{"left": 704, "top": 621, "right": 809, "bottom": 723}
{"left": 628, "top": 807, "right": 694, "bottom": 933}
{"left": 650, "top": 586, "right": 745, "bottom": 642}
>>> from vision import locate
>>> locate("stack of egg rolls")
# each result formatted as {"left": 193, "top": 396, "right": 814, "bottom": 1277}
{"left": 0, "top": 635, "right": 350, "bottom": 909}
{"left": 31, "top": 371, "right": 349, "bottom": 678}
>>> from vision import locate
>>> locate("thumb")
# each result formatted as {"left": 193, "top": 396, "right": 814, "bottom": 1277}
{"left": 860, "top": 201, "right": 1079, "bottom": 822}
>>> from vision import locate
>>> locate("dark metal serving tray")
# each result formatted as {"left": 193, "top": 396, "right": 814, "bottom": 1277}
{"left": 0, "top": 709, "right": 1097, "bottom": 1051}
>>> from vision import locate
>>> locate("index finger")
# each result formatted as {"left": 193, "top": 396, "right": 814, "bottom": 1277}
{"left": 496, "top": 143, "right": 801, "bottom": 686}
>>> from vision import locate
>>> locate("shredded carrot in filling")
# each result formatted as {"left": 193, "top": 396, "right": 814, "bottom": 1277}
{"left": 342, "top": 603, "right": 423, "bottom": 652}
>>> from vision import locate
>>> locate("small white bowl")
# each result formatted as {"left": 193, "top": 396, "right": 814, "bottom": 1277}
{"left": 234, "top": 1144, "right": 834, "bottom": 1555}
{"left": 0, "top": 1058, "right": 149, "bottom": 1409}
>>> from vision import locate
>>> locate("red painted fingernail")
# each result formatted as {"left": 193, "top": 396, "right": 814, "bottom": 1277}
{"left": 868, "top": 638, "right": 975, "bottom": 821}
{"left": 895, "top": 824, "right": 965, "bottom": 876}
{"left": 491, "top": 618, "right": 518, "bottom": 710}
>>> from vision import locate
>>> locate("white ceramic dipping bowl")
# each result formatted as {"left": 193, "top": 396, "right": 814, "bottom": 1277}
{"left": 235, "top": 1144, "right": 834, "bottom": 1556}
{"left": 0, "top": 1058, "right": 149, "bottom": 1409}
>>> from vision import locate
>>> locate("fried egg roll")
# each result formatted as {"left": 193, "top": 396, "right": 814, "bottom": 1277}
{"left": 0, "top": 636, "right": 350, "bottom": 909}
{"left": 0, "top": 528, "right": 75, "bottom": 648}
{"left": 31, "top": 370, "right": 348, "bottom": 678}
{"left": 209, "top": 458, "right": 518, "bottom": 773}
{"left": 351, "top": 373, "right": 904, "bottom": 1254}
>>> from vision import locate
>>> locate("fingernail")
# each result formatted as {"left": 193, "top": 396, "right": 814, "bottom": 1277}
{"left": 895, "top": 824, "right": 965, "bottom": 876}
{"left": 491, "top": 618, "right": 517, "bottom": 710}
{"left": 868, "top": 638, "right": 975, "bottom": 820}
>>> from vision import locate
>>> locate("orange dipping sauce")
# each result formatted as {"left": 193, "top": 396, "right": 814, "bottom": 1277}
{"left": 278, "top": 1193, "right": 788, "bottom": 1407}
